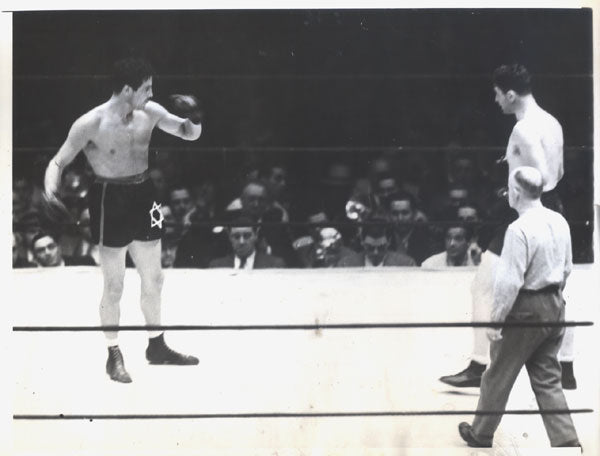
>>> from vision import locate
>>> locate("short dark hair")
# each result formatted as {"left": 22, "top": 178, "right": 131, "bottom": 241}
{"left": 30, "top": 231, "right": 55, "bottom": 250}
{"left": 228, "top": 215, "right": 258, "bottom": 233}
{"left": 111, "top": 57, "right": 154, "bottom": 94}
{"left": 361, "top": 217, "right": 391, "bottom": 240}
{"left": 493, "top": 64, "right": 532, "bottom": 95}
{"left": 446, "top": 224, "right": 473, "bottom": 242}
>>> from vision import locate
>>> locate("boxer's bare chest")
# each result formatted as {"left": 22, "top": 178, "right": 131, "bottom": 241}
{"left": 84, "top": 111, "right": 154, "bottom": 176}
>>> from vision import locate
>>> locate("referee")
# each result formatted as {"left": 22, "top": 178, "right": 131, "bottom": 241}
{"left": 458, "top": 166, "right": 580, "bottom": 450}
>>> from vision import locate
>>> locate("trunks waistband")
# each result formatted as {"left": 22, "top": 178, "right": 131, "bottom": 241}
{"left": 520, "top": 284, "right": 560, "bottom": 295}
{"left": 94, "top": 170, "right": 150, "bottom": 185}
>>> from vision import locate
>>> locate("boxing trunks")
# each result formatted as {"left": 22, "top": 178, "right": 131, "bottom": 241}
{"left": 88, "top": 170, "right": 164, "bottom": 248}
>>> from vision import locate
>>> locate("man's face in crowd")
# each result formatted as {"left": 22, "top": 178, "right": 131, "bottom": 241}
{"left": 229, "top": 226, "right": 258, "bottom": 259}
{"left": 161, "top": 243, "right": 178, "bottom": 268}
{"left": 363, "top": 235, "right": 389, "bottom": 266}
{"left": 241, "top": 183, "right": 269, "bottom": 218}
{"left": 268, "top": 167, "right": 287, "bottom": 198}
{"left": 170, "top": 188, "right": 193, "bottom": 220}
{"left": 389, "top": 199, "right": 414, "bottom": 235}
{"left": 33, "top": 235, "right": 62, "bottom": 267}
{"left": 445, "top": 227, "right": 469, "bottom": 263}
{"left": 376, "top": 177, "right": 399, "bottom": 199}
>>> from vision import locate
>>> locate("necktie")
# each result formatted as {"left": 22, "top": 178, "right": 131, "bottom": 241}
{"left": 239, "top": 256, "right": 247, "bottom": 269}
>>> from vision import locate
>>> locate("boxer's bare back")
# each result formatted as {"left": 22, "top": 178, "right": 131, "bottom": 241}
{"left": 505, "top": 105, "right": 564, "bottom": 192}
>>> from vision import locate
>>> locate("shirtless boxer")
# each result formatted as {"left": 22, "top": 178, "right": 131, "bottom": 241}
{"left": 44, "top": 58, "right": 202, "bottom": 383}
{"left": 440, "top": 63, "right": 577, "bottom": 390}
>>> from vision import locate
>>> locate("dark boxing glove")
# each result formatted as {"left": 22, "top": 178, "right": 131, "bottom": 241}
{"left": 40, "top": 191, "right": 74, "bottom": 225}
{"left": 169, "top": 94, "right": 203, "bottom": 124}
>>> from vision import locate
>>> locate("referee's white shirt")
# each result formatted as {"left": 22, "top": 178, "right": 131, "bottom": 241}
{"left": 493, "top": 206, "right": 572, "bottom": 319}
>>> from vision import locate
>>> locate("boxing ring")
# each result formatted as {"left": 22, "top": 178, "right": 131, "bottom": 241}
{"left": 10, "top": 266, "right": 598, "bottom": 455}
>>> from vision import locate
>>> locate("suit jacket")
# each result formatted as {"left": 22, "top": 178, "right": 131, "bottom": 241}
{"left": 208, "top": 252, "right": 286, "bottom": 269}
{"left": 336, "top": 251, "right": 416, "bottom": 267}
{"left": 390, "top": 227, "right": 438, "bottom": 266}
{"left": 221, "top": 207, "right": 297, "bottom": 266}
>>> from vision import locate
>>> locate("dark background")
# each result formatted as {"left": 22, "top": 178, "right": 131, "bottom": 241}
{"left": 12, "top": 9, "right": 594, "bottom": 261}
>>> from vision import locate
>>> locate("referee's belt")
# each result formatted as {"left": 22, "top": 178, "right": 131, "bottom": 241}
{"left": 520, "top": 284, "right": 561, "bottom": 295}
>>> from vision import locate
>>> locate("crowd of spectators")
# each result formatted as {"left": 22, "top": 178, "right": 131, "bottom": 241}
{"left": 12, "top": 147, "right": 593, "bottom": 270}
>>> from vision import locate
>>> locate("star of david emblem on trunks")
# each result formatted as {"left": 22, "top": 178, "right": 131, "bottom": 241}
{"left": 149, "top": 201, "right": 164, "bottom": 229}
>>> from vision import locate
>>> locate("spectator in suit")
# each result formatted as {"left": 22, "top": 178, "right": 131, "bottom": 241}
{"left": 229, "top": 179, "right": 295, "bottom": 266}
{"left": 292, "top": 209, "right": 355, "bottom": 268}
{"left": 209, "top": 216, "right": 285, "bottom": 269}
{"left": 226, "top": 163, "right": 289, "bottom": 221}
{"left": 30, "top": 232, "right": 96, "bottom": 267}
{"left": 337, "top": 217, "right": 416, "bottom": 267}
{"left": 386, "top": 191, "right": 436, "bottom": 265}
{"left": 161, "top": 232, "right": 179, "bottom": 269}
{"left": 169, "top": 185, "right": 195, "bottom": 238}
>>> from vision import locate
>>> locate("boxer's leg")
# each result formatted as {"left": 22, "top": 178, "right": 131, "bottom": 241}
{"left": 128, "top": 239, "right": 199, "bottom": 365}
{"left": 439, "top": 251, "right": 499, "bottom": 387}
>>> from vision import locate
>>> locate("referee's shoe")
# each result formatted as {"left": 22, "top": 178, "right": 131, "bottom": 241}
{"left": 458, "top": 422, "right": 492, "bottom": 448}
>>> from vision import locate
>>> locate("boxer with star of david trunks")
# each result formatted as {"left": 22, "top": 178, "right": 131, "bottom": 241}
{"left": 439, "top": 63, "right": 577, "bottom": 391}
{"left": 88, "top": 171, "right": 163, "bottom": 248}
{"left": 43, "top": 57, "right": 203, "bottom": 383}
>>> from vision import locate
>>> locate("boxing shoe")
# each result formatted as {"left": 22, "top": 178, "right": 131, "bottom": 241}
{"left": 439, "top": 361, "right": 486, "bottom": 387}
{"left": 560, "top": 361, "right": 577, "bottom": 390}
{"left": 106, "top": 346, "right": 132, "bottom": 383}
{"left": 458, "top": 422, "right": 492, "bottom": 448}
{"left": 146, "top": 333, "right": 199, "bottom": 365}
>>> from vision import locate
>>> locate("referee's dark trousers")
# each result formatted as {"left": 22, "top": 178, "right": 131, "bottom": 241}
{"left": 472, "top": 286, "right": 579, "bottom": 446}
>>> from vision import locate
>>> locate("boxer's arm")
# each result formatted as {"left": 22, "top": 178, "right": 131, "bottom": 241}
{"left": 148, "top": 100, "right": 202, "bottom": 141}
{"left": 44, "top": 115, "right": 93, "bottom": 199}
